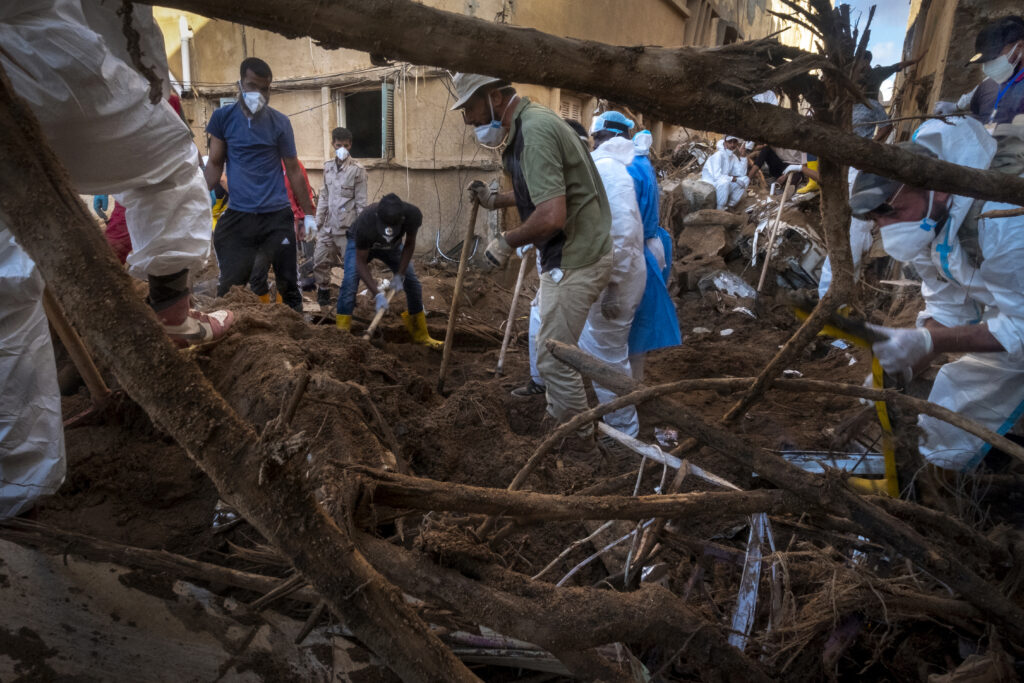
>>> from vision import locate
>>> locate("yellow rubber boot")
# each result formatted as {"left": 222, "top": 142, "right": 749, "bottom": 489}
{"left": 336, "top": 314, "right": 352, "bottom": 331}
{"left": 258, "top": 292, "right": 271, "bottom": 304}
{"left": 402, "top": 310, "right": 443, "bottom": 350}
{"left": 796, "top": 160, "right": 819, "bottom": 194}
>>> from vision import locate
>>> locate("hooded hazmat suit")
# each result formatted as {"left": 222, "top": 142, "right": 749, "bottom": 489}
{"left": 880, "top": 116, "right": 1024, "bottom": 471}
{"left": 702, "top": 144, "right": 749, "bottom": 210}
{"left": 578, "top": 137, "right": 647, "bottom": 436}
{"left": 0, "top": 0, "right": 212, "bottom": 518}
{"left": 626, "top": 132, "right": 681, "bottom": 374}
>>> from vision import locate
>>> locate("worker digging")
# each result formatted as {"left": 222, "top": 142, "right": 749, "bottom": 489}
{"left": 5, "top": 1, "right": 1024, "bottom": 681}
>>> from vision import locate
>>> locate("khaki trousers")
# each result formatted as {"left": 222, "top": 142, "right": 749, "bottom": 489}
{"left": 313, "top": 230, "right": 349, "bottom": 288}
{"left": 536, "top": 251, "right": 613, "bottom": 430}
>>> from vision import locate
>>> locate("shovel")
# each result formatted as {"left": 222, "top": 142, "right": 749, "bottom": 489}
{"left": 495, "top": 246, "right": 533, "bottom": 376}
{"left": 438, "top": 200, "right": 480, "bottom": 394}
{"left": 362, "top": 288, "right": 396, "bottom": 341}
{"left": 755, "top": 173, "right": 793, "bottom": 295}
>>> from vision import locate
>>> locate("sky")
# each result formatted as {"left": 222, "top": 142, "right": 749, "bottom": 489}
{"left": 836, "top": 0, "right": 912, "bottom": 100}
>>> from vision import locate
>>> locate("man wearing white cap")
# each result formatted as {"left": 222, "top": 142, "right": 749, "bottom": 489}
{"left": 701, "top": 135, "right": 749, "bottom": 210}
{"left": 454, "top": 73, "right": 612, "bottom": 456}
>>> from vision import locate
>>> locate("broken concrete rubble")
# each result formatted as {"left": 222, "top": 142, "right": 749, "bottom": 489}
{"left": 675, "top": 224, "right": 731, "bottom": 291}
{"left": 660, "top": 178, "right": 717, "bottom": 238}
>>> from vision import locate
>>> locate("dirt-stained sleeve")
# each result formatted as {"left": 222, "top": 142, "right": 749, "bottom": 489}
{"left": 354, "top": 165, "right": 368, "bottom": 216}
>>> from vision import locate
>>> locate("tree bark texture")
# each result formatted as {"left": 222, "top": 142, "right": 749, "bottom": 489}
{"left": 352, "top": 465, "right": 802, "bottom": 521}
{"left": 0, "top": 64, "right": 477, "bottom": 683}
{"left": 356, "top": 533, "right": 772, "bottom": 683}
{"left": 546, "top": 339, "right": 1024, "bottom": 642}
{"left": 139, "top": 0, "right": 1024, "bottom": 207}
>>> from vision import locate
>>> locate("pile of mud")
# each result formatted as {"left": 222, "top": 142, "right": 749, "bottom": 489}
{"left": 15, "top": 186, "right": 1021, "bottom": 680}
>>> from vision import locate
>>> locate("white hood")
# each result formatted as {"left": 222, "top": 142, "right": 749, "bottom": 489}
{"left": 912, "top": 116, "right": 996, "bottom": 239}
{"left": 591, "top": 136, "right": 636, "bottom": 166}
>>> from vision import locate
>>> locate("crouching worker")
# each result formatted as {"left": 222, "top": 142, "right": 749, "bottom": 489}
{"left": 336, "top": 193, "right": 442, "bottom": 349}
{"left": 702, "top": 135, "right": 749, "bottom": 210}
{"left": 854, "top": 116, "right": 1024, "bottom": 472}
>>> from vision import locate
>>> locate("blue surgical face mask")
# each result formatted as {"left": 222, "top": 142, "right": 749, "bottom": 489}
{"left": 474, "top": 96, "right": 509, "bottom": 148}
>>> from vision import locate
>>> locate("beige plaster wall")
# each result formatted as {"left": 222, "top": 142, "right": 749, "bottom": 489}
{"left": 154, "top": 0, "right": 803, "bottom": 252}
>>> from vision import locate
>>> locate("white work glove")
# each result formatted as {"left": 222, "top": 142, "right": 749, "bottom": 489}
{"left": 515, "top": 244, "right": 533, "bottom": 259}
{"left": 866, "top": 323, "right": 933, "bottom": 383}
{"left": 303, "top": 215, "right": 318, "bottom": 242}
{"left": 600, "top": 283, "right": 621, "bottom": 320}
{"left": 485, "top": 234, "right": 512, "bottom": 268}
{"left": 374, "top": 291, "right": 389, "bottom": 313}
{"left": 782, "top": 164, "right": 803, "bottom": 176}
{"left": 467, "top": 180, "right": 496, "bottom": 209}
{"left": 390, "top": 273, "right": 405, "bottom": 293}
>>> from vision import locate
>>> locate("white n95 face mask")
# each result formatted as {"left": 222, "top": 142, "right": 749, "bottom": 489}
{"left": 983, "top": 44, "right": 1021, "bottom": 84}
{"left": 880, "top": 218, "right": 938, "bottom": 262}
{"left": 335, "top": 147, "right": 350, "bottom": 161}
{"left": 879, "top": 192, "right": 939, "bottom": 262}
{"left": 240, "top": 83, "right": 267, "bottom": 115}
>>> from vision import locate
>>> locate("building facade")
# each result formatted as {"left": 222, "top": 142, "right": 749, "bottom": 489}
{"left": 891, "top": 0, "right": 1022, "bottom": 139}
{"left": 154, "top": 0, "right": 810, "bottom": 253}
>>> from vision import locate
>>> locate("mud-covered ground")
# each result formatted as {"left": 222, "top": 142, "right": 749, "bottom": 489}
{"left": 21, "top": 178, "right": 1006, "bottom": 680}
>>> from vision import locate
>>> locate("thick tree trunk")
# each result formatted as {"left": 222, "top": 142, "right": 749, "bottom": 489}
{"left": 0, "top": 65, "right": 476, "bottom": 683}
{"left": 139, "top": 0, "right": 1024, "bottom": 206}
{"left": 356, "top": 533, "right": 772, "bottom": 683}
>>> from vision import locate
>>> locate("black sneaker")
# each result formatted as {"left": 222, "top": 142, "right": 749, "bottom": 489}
{"left": 510, "top": 379, "right": 546, "bottom": 398}
{"left": 317, "top": 288, "right": 331, "bottom": 306}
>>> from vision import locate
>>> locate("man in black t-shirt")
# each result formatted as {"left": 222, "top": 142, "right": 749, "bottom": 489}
{"left": 337, "top": 193, "right": 442, "bottom": 349}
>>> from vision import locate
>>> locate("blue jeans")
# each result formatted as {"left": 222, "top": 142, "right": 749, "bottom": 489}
{"left": 337, "top": 236, "right": 424, "bottom": 315}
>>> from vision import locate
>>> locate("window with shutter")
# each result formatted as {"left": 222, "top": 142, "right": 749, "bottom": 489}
{"left": 330, "top": 82, "right": 395, "bottom": 160}
{"left": 559, "top": 95, "right": 583, "bottom": 122}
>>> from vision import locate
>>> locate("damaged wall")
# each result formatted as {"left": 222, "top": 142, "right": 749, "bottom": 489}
{"left": 892, "top": 0, "right": 1022, "bottom": 137}
{"left": 150, "top": 0, "right": 812, "bottom": 253}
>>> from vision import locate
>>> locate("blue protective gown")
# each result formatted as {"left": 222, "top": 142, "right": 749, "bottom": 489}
{"left": 626, "top": 154, "right": 681, "bottom": 355}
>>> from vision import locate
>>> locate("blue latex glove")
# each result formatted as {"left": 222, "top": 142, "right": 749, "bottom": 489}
{"left": 391, "top": 273, "right": 405, "bottom": 293}
{"left": 375, "top": 291, "right": 389, "bottom": 313}
{"left": 93, "top": 195, "right": 108, "bottom": 220}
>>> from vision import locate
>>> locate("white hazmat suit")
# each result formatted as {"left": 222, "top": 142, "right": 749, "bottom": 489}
{"left": 882, "top": 117, "right": 1024, "bottom": 471}
{"left": 0, "top": 0, "right": 213, "bottom": 518}
{"left": 578, "top": 137, "right": 647, "bottom": 436}
{"left": 702, "top": 144, "right": 749, "bottom": 210}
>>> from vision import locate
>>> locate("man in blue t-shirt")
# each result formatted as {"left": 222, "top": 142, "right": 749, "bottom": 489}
{"left": 204, "top": 57, "right": 316, "bottom": 311}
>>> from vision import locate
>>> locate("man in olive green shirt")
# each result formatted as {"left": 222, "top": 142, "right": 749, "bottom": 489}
{"left": 453, "top": 73, "right": 613, "bottom": 452}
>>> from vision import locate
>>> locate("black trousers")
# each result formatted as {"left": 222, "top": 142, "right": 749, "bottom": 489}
{"left": 754, "top": 146, "right": 789, "bottom": 178}
{"left": 214, "top": 207, "right": 301, "bottom": 310}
